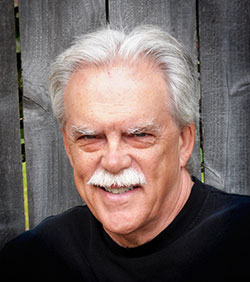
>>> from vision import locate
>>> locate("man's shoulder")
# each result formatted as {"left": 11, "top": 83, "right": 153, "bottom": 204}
{"left": 193, "top": 177, "right": 250, "bottom": 232}
{"left": 0, "top": 205, "right": 95, "bottom": 280}
{"left": 194, "top": 176, "right": 250, "bottom": 206}
{"left": 33, "top": 205, "right": 91, "bottom": 236}
{"left": 188, "top": 179, "right": 250, "bottom": 280}
{"left": 201, "top": 179, "right": 250, "bottom": 210}
{"left": 1, "top": 205, "right": 91, "bottom": 255}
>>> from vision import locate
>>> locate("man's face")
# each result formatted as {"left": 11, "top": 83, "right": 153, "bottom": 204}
{"left": 62, "top": 60, "right": 192, "bottom": 244}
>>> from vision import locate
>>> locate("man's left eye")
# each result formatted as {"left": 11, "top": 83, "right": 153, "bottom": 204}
{"left": 134, "top": 133, "right": 147, "bottom": 137}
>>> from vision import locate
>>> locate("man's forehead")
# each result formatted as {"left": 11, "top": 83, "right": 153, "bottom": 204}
{"left": 64, "top": 61, "right": 173, "bottom": 137}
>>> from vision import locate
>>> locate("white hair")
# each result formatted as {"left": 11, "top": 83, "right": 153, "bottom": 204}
{"left": 49, "top": 25, "right": 198, "bottom": 129}
{"left": 87, "top": 167, "right": 146, "bottom": 188}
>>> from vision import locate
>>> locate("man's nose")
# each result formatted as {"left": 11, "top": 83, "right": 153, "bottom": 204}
{"left": 100, "top": 137, "right": 132, "bottom": 174}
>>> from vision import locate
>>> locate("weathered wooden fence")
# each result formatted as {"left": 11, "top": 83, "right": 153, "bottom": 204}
{"left": 1, "top": 0, "right": 250, "bottom": 249}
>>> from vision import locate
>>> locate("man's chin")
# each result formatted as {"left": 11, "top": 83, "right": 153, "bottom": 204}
{"left": 102, "top": 222, "right": 141, "bottom": 247}
{"left": 99, "top": 209, "right": 145, "bottom": 242}
{"left": 102, "top": 212, "right": 140, "bottom": 234}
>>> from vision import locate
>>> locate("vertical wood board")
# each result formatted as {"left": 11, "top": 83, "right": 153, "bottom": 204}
{"left": 109, "top": 0, "right": 200, "bottom": 178}
{"left": 0, "top": 0, "right": 25, "bottom": 248}
{"left": 199, "top": 0, "right": 250, "bottom": 194}
{"left": 19, "top": 0, "right": 106, "bottom": 227}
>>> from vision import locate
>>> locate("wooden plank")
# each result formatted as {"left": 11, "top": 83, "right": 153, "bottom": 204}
{"left": 109, "top": 0, "right": 197, "bottom": 51}
{"left": 199, "top": 0, "right": 250, "bottom": 194}
{"left": 18, "top": 0, "right": 106, "bottom": 228}
{"left": 0, "top": 0, "right": 25, "bottom": 248}
{"left": 109, "top": 0, "right": 200, "bottom": 178}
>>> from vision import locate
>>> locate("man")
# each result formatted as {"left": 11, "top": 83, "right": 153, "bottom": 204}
{"left": 1, "top": 25, "right": 250, "bottom": 281}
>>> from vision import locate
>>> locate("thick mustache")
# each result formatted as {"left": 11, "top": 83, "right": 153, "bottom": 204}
{"left": 87, "top": 168, "right": 146, "bottom": 188}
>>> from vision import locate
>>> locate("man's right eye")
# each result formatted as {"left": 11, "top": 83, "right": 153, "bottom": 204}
{"left": 75, "top": 134, "right": 104, "bottom": 152}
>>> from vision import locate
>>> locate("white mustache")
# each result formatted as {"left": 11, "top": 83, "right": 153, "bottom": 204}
{"left": 87, "top": 168, "right": 146, "bottom": 188}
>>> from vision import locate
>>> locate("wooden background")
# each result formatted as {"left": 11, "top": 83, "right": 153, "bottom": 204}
{"left": 0, "top": 0, "right": 249, "bottom": 248}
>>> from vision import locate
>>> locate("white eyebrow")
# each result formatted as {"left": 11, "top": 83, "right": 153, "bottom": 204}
{"left": 70, "top": 125, "right": 97, "bottom": 138}
{"left": 127, "top": 121, "right": 161, "bottom": 135}
{"left": 69, "top": 121, "right": 161, "bottom": 139}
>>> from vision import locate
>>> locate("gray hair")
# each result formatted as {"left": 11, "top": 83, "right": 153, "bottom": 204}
{"left": 49, "top": 25, "right": 198, "bottom": 129}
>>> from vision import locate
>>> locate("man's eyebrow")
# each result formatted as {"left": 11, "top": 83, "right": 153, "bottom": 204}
{"left": 70, "top": 125, "right": 98, "bottom": 138}
{"left": 69, "top": 122, "right": 161, "bottom": 137}
{"left": 127, "top": 122, "right": 161, "bottom": 135}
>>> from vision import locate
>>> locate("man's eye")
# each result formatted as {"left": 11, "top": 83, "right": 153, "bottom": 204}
{"left": 84, "top": 135, "right": 98, "bottom": 139}
{"left": 134, "top": 133, "right": 147, "bottom": 137}
{"left": 77, "top": 135, "right": 98, "bottom": 140}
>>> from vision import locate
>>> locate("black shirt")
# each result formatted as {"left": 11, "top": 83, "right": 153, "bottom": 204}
{"left": 1, "top": 177, "right": 250, "bottom": 281}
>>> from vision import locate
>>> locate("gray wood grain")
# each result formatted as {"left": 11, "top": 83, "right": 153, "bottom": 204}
{"left": 0, "top": 0, "right": 25, "bottom": 248}
{"left": 199, "top": 0, "right": 250, "bottom": 194}
{"left": 19, "top": 0, "right": 106, "bottom": 227}
{"left": 109, "top": 0, "right": 197, "bottom": 52}
{"left": 109, "top": 0, "right": 201, "bottom": 178}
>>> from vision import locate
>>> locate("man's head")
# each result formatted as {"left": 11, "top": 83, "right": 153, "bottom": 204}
{"left": 49, "top": 25, "right": 197, "bottom": 247}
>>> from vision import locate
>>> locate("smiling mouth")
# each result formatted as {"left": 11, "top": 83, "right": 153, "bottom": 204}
{"left": 95, "top": 185, "right": 140, "bottom": 194}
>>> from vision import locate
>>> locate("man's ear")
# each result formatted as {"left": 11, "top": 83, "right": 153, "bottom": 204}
{"left": 179, "top": 123, "right": 196, "bottom": 168}
{"left": 62, "top": 127, "right": 74, "bottom": 167}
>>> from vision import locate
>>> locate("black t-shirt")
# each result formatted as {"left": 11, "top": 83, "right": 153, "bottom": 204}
{"left": 1, "top": 177, "right": 250, "bottom": 281}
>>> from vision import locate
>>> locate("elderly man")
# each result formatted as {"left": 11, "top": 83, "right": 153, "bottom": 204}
{"left": 1, "top": 25, "right": 250, "bottom": 281}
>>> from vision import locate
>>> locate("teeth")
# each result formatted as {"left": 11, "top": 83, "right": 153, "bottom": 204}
{"left": 102, "top": 186, "right": 136, "bottom": 194}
